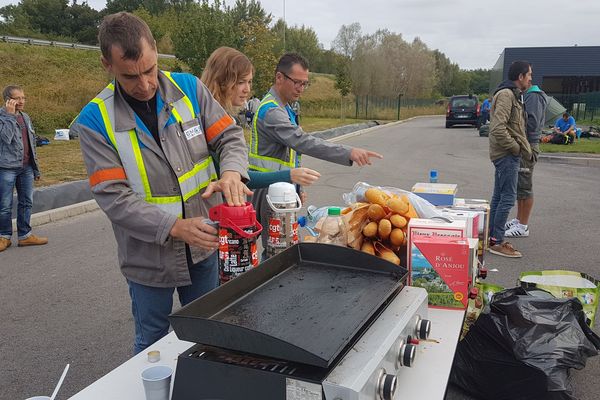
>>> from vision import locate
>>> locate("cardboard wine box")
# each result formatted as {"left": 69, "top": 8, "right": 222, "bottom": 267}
{"left": 407, "top": 218, "right": 467, "bottom": 283}
{"left": 451, "top": 198, "right": 490, "bottom": 266}
{"left": 439, "top": 209, "right": 480, "bottom": 239}
{"left": 410, "top": 236, "right": 476, "bottom": 309}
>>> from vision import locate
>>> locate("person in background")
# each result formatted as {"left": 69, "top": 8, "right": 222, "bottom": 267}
{"left": 249, "top": 53, "right": 383, "bottom": 257}
{"left": 487, "top": 60, "right": 533, "bottom": 258}
{"left": 201, "top": 47, "right": 320, "bottom": 191}
{"left": 0, "top": 85, "right": 48, "bottom": 252}
{"left": 553, "top": 112, "right": 576, "bottom": 138}
{"left": 70, "top": 13, "right": 251, "bottom": 354}
{"left": 480, "top": 97, "right": 491, "bottom": 125}
{"left": 505, "top": 85, "right": 548, "bottom": 238}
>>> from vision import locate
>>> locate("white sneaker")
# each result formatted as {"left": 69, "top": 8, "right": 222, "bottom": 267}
{"left": 504, "top": 218, "right": 519, "bottom": 230}
{"left": 505, "top": 223, "right": 529, "bottom": 238}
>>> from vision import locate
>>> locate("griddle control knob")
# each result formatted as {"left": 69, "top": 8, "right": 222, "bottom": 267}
{"left": 377, "top": 369, "right": 397, "bottom": 400}
{"left": 401, "top": 343, "right": 417, "bottom": 367}
{"left": 416, "top": 318, "right": 431, "bottom": 340}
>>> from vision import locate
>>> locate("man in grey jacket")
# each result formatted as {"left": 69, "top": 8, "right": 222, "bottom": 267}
{"left": 71, "top": 13, "right": 251, "bottom": 353}
{"left": 505, "top": 85, "right": 548, "bottom": 238}
{"left": 249, "top": 53, "right": 382, "bottom": 255}
{"left": 0, "top": 85, "right": 48, "bottom": 252}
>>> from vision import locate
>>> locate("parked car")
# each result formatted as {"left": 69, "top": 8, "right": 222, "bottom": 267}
{"left": 446, "top": 95, "right": 480, "bottom": 128}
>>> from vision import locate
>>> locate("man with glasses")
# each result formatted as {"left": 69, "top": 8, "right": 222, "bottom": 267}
{"left": 249, "top": 53, "right": 383, "bottom": 257}
{"left": 0, "top": 85, "right": 48, "bottom": 252}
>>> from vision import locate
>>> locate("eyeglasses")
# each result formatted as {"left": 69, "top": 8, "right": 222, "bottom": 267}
{"left": 281, "top": 72, "right": 310, "bottom": 89}
{"left": 10, "top": 96, "right": 26, "bottom": 101}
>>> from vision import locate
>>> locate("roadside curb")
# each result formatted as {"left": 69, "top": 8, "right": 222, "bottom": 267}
{"left": 538, "top": 154, "right": 600, "bottom": 167}
{"left": 12, "top": 199, "right": 99, "bottom": 231}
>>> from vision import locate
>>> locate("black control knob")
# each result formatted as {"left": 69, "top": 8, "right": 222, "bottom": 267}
{"left": 417, "top": 318, "right": 431, "bottom": 340}
{"left": 378, "top": 373, "right": 397, "bottom": 400}
{"left": 402, "top": 343, "right": 417, "bottom": 367}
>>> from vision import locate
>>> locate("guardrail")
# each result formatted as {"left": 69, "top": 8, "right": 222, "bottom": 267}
{"left": 1, "top": 35, "right": 177, "bottom": 59}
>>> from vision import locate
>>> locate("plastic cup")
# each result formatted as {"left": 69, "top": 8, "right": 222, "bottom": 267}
{"left": 141, "top": 365, "right": 173, "bottom": 400}
{"left": 25, "top": 397, "right": 51, "bottom": 400}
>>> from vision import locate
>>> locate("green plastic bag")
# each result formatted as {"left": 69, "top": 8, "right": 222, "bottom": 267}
{"left": 519, "top": 270, "right": 600, "bottom": 327}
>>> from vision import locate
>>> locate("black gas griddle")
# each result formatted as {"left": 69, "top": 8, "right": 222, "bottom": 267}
{"left": 170, "top": 243, "right": 407, "bottom": 368}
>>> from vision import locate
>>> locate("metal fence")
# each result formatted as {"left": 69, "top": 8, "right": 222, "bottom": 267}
{"left": 549, "top": 91, "right": 600, "bottom": 121}
{"left": 354, "top": 95, "right": 437, "bottom": 120}
{"left": 0, "top": 35, "right": 176, "bottom": 59}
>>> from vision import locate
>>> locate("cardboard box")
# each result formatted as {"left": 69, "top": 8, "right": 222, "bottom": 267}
{"left": 451, "top": 198, "right": 491, "bottom": 266}
{"left": 439, "top": 209, "right": 480, "bottom": 239}
{"left": 410, "top": 237, "right": 475, "bottom": 309}
{"left": 407, "top": 218, "right": 467, "bottom": 281}
{"left": 411, "top": 183, "right": 458, "bottom": 206}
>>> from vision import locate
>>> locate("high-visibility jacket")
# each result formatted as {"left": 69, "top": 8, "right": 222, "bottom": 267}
{"left": 249, "top": 92, "right": 299, "bottom": 172}
{"left": 71, "top": 71, "right": 249, "bottom": 287}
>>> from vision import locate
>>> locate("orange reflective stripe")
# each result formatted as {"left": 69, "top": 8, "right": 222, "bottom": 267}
{"left": 205, "top": 114, "right": 234, "bottom": 142}
{"left": 89, "top": 167, "right": 127, "bottom": 187}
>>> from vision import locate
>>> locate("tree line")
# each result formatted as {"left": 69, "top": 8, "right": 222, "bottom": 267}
{"left": 0, "top": 0, "right": 490, "bottom": 99}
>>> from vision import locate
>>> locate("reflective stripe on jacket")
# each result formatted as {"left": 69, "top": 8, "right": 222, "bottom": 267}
{"left": 71, "top": 71, "right": 249, "bottom": 287}
{"left": 249, "top": 92, "right": 298, "bottom": 172}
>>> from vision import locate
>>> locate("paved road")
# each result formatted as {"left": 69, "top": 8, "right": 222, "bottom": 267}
{"left": 1, "top": 116, "right": 599, "bottom": 400}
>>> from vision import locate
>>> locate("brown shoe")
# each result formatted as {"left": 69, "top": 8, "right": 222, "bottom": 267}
{"left": 18, "top": 234, "right": 48, "bottom": 247}
{"left": 489, "top": 241, "right": 522, "bottom": 258}
{"left": 0, "top": 237, "right": 11, "bottom": 252}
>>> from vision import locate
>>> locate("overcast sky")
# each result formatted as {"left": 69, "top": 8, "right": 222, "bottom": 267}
{"left": 1, "top": 0, "right": 599, "bottom": 69}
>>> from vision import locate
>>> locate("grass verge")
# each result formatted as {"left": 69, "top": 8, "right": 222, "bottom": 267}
{"left": 541, "top": 138, "right": 600, "bottom": 154}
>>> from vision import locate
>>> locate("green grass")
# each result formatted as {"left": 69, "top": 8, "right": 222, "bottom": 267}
{"left": 541, "top": 138, "right": 600, "bottom": 154}
{"left": 300, "top": 117, "right": 372, "bottom": 132}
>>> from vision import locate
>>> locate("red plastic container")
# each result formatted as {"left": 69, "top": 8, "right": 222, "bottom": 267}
{"left": 209, "top": 202, "right": 263, "bottom": 284}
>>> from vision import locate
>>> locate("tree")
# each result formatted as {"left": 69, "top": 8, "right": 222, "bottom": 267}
{"left": 332, "top": 22, "right": 361, "bottom": 59}
{"left": 20, "top": 0, "right": 70, "bottom": 37}
{"left": 67, "top": 1, "right": 100, "bottom": 44}
{"left": 171, "top": 0, "right": 235, "bottom": 75}
{"left": 230, "top": 0, "right": 271, "bottom": 26}
{"left": 238, "top": 18, "right": 278, "bottom": 97}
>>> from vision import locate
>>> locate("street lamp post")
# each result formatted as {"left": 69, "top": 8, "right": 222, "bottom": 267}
{"left": 283, "top": 0, "right": 286, "bottom": 51}
{"left": 397, "top": 93, "right": 404, "bottom": 120}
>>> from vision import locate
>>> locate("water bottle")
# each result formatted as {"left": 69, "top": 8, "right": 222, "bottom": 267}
{"left": 429, "top": 169, "right": 438, "bottom": 183}
{"left": 317, "top": 207, "right": 348, "bottom": 247}
{"left": 298, "top": 205, "right": 331, "bottom": 237}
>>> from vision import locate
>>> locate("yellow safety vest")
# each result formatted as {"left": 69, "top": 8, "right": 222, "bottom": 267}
{"left": 89, "top": 72, "right": 217, "bottom": 217}
{"left": 249, "top": 93, "right": 297, "bottom": 172}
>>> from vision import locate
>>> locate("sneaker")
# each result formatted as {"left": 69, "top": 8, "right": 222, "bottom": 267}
{"left": 505, "top": 223, "right": 529, "bottom": 238}
{"left": 504, "top": 218, "right": 519, "bottom": 230}
{"left": 489, "top": 241, "right": 522, "bottom": 258}
{"left": 0, "top": 237, "right": 11, "bottom": 252}
{"left": 18, "top": 234, "right": 48, "bottom": 247}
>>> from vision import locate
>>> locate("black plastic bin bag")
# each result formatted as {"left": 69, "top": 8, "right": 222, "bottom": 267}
{"left": 450, "top": 287, "right": 600, "bottom": 400}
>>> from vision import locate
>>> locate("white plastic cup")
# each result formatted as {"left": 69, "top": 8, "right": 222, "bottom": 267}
{"left": 25, "top": 397, "right": 51, "bottom": 400}
{"left": 141, "top": 365, "right": 173, "bottom": 400}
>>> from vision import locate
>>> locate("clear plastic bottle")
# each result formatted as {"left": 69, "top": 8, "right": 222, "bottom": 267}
{"left": 298, "top": 205, "right": 330, "bottom": 237}
{"left": 317, "top": 207, "right": 348, "bottom": 247}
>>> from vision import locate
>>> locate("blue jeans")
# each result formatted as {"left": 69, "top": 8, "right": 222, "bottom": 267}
{"left": 127, "top": 252, "right": 219, "bottom": 354}
{"left": 489, "top": 155, "right": 520, "bottom": 243}
{"left": 0, "top": 165, "right": 34, "bottom": 240}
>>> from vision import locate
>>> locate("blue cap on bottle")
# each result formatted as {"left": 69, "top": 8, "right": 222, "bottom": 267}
{"left": 429, "top": 169, "right": 438, "bottom": 182}
{"left": 298, "top": 216, "right": 306, "bottom": 227}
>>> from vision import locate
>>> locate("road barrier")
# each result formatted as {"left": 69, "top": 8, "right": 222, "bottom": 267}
{"left": 1, "top": 35, "right": 176, "bottom": 59}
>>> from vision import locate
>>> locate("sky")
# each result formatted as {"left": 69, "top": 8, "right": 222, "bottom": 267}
{"left": 1, "top": 0, "right": 599, "bottom": 70}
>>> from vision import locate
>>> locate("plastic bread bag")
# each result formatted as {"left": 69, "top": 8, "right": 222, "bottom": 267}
{"left": 342, "top": 181, "right": 444, "bottom": 220}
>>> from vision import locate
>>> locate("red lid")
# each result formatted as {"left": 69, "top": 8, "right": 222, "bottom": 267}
{"left": 209, "top": 202, "right": 257, "bottom": 229}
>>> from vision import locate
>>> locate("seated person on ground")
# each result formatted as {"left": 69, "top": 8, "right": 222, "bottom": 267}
{"left": 554, "top": 112, "right": 576, "bottom": 138}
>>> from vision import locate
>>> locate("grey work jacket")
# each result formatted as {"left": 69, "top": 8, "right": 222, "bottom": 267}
{"left": 251, "top": 87, "right": 352, "bottom": 250}
{"left": 0, "top": 108, "right": 40, "bottom": 176}
{"left": 71, "top": 72, "right": 249, "bottom": 287}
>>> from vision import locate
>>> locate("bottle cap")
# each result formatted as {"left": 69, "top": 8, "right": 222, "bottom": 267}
{"left": 298, "top": 216, "right": 306, "bottom": 227}
{"left": 328, "top": 207, "right": 341, "bottom": 216}
{"left": 429, "top": 169, "right": 438, "bottom": 179}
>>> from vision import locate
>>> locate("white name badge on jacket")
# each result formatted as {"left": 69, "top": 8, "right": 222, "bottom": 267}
{"left": 184, "top": 125, "right": 203, "bottom": 140}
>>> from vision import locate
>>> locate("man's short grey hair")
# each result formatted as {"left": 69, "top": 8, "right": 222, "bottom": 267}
{"left": 2, "top": 85, "right": 23, "bottom": 101}
{"left": 98, "top": 12, "right": 156, "bottom": 62}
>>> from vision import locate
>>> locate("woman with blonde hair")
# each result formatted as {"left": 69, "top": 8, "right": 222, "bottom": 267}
{"left": 201, "top": 47, "right": 320, "bottom": 190}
